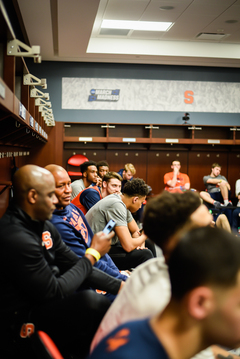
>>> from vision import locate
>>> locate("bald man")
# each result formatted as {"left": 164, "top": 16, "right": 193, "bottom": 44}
{"left": 0, "top": 164, "right": 121, "bottom": 358}
{"left": 45, "top": 164, "right": 127, "bottom": 302}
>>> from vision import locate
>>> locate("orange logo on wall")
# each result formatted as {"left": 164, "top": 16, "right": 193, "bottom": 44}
{"left": 184, "top": 90, "right": 194, "bottom": 104}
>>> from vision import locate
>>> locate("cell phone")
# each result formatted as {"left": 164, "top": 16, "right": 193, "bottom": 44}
{"left": 102, "top": 220, "right": 116, "bottom": 234}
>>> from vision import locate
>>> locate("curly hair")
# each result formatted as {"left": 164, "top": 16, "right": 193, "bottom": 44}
{"left": 122, "top": 178, "right": 149, "bottom": 197}
{"left": 80, "top": 161, "right": 97, "bottom": 174}
{"left": 143, "top": 191, "right": 201, "bottom": 251}
{"left": 97, "top": 161, "right": 109, "bottom": 170}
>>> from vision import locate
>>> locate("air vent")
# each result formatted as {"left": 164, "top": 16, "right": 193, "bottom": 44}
{"left": 196, "top": 33, "right": 227, "bottom": 40}
{"left": 99, "top": 29, "right": 130, "bottom": 36}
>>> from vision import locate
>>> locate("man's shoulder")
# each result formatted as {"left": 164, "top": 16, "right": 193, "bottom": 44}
{"left": 101, "top": 194, "right": 123, "bottom": 206}
{"left": 71, "top": 179, "right": 84, "bottom": 187}
{"left": 92, "top": 319, "right": 166, "bottom": 359}
{"left": 164, "top": 171, "right": 172, "bottom": 177}
{"left": 81, "top": 186, "right": 100, "bottom": 196}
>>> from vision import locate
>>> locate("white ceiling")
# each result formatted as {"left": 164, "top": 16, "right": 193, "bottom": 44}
{"left": 16, "top": 0, "right": 240, "bottom": 67}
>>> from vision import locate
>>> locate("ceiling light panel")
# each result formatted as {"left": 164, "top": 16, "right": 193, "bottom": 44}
{"left": 101, "top": 20, "right": 173, "bottom": 31}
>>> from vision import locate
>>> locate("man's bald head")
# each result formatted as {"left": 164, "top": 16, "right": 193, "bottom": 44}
{"left": 13, "top": 165, "right": 52, "bottom": 205}
{"left": 45, "top": 164, "right": 66, "bottom": 177}
{"left": 45, "top": 164, "right": 72, "bottom": 209}
{"left": 12, "top": 165, "right": 57, "bottom": 221}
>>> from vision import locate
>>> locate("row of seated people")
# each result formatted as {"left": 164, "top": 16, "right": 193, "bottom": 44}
{"left": 70, "top": 159, "right": 238, "bottom": 235}
{"left": 0, "top": 163, "right": 155, "bottom": 358}
{"left": 2, "top": 165, "right": 240, "bottom": 359}
{"left": 164, "top": 160, "right": 240, "bottom": 234}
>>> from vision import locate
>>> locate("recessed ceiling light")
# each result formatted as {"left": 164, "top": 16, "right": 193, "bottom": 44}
{"left": 225, "top": 19, "right": 238, "bottom": 24}
{"left": 101, "top": 20, "right": 173, "bottom": 32}
{"left": 159, "top": 6, "right": 174, "bottom": 10}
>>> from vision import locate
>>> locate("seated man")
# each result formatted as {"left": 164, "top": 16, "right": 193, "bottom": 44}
{"left": 71, "top": 171, "right": 122, "bottom": 214}
{"left": 97, "top": 160, "right": 110, "bottom": 179}
{"left": 90, "top": 191, "right": 231, "bottom": 356}
{"left": 0, "top": 165, "right": 120, "bottom": 359}
{"left": 232, "top": 189, "right": 240, "bottom": 235}
{"left": 164, "top": 160, "right": 190, "bottom": 192}
{"left": 91, "top": 191, "right": 212, "bottom": 351}
{"left": 89, "top": 226, "right": 240, "bottom": 359}
{"left": 200, "top": 162, "right": 232, "bottom": 208}
{"left": 86, "top": 178, "right": 154, "bottom": 270}
{"left": 46, "top": 165, "right": 127, "bottom": 302}
{"left": 71, "top": 160, "right": 100, "bottom": 200}
{"left": 118, "top": 163, "right": 136, "bottom": 192}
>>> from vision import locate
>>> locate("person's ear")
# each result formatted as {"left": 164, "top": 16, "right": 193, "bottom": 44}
{"left": 28, "top": 189, "right": 38, "bottom": 204}
{"left": 187, "top": 287, "right": 215, "bottom": 320}
{"left": 132, "top": 196, "right": 139, "bottom": 204}
{"left": 82, "top": 171, "right": 87, "bottom": 178}
{"left": 102, "top": 181, "right": 107, "bottom": 189}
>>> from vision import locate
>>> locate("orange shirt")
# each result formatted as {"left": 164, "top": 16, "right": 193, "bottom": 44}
{"left": 164, "top": 172, "right": 190, "bottom": 193}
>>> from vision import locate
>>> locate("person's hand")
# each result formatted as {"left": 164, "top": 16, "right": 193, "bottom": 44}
{"left": 173, "top": 166, "right": 179, "bottom": 174}
{"left": 90, "top": 231, "right": 114, "bottom": 257}
{"left": 96, "top": 176, "right": 102, "bottom": 187}
{"left": 137, "top": 242, "right": 146, "bottom": 250}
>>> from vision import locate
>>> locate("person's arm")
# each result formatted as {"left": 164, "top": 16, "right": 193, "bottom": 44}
{"left": 184, "top": 175, "right": 190, "bottom": 190}
{"left": 81, "top": 188, "right": 101, "bottom": 212}
{"left": 114, "top": 225, "right": 147, "bottom": 252}
{"left": 3, "top": 224, "right": 112, "bottom": 303}
{"left": 84, "top": 267, "right": 122, "bottom": 294}
{"left": 54, "top": 217, "right": 127, "bottom": 281}
{"left": 53, "top": 219, "right": 88, "bottom": 259}
{"left": 128, "top": 218, "right": 141, "bottom": 237}
{"left": 55, "top": 226, "right": 124, "bottom": 293}
{"left": 235, "top": 180, "right": 240, "bottom": 197}
{"left": 166, "top": 167, "right": 179, "bottom": 188}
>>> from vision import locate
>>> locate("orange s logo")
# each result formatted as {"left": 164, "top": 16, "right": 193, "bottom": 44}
{"left": 106, "top": 328, "right": 130, "bottom": 352}
{"left": 184, "top": 90, "right": 194, "bottom": 104}
{"left": 20, "top": 323, "right": 35, "bottom": 338}
{"left": 42, "top": 231, "right": 53, "bottom": 250}
{"left": 95, "top": 289, "right": 107, "bottom": 295}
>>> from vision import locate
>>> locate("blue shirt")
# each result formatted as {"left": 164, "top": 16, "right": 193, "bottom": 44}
{"left": 50, "top": 204, "right": 127, "bottom": 300}
{"left": 89, "top": 319, "right": 170, "bottom": 359}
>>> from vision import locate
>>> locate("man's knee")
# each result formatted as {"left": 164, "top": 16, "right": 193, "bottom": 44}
{"left": 134, "top": 248, "right": 153, "bottom": 263}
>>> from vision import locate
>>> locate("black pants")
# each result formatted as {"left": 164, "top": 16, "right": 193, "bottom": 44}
{"left": 109, "top": 240, "right": 154, "bottom": 270}
{"left": 1, "top": 290, "right": 110, "bottom": 359}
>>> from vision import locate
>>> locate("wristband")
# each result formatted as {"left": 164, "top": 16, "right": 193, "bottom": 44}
{"left": 85, "top": 248, "right": 101, "bottom": 262}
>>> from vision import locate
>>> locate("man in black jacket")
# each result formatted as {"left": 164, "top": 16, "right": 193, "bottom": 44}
{"left": 0, "top": 164, "right": 121, "bottom": 359}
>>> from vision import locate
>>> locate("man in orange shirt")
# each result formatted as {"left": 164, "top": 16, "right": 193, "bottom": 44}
{"left": 164, "top": 160, "right": 190, "bottom": 193}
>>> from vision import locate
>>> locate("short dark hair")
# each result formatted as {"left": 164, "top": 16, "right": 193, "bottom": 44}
{"left": 122, "top": 178, "right": 149, "bottom": 197}
{"left": 212, "top": 163, "right": 221, "bottom": 169}
{"left": 103, "top": 171, "right": 122, "bottom": 183}
{"left": 97, "top": 161, "right": 109, "bottom": 170}
{"left": 169, "top": 226, "right": 240, "bottom": 299}
{"left": 80, "top": 161, "right": 97, "bottom": 174}
{"left": 143, "top": 191, "right": 201, "bottom": 250}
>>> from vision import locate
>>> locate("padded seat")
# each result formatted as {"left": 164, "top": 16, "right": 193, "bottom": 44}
{"left": 67, "top": 154, "right": 88, "bottom": 177}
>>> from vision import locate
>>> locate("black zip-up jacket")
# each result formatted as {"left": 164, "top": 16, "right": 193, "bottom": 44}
{"left": 0, "top": 204, "right": 121, "bottom": 316}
